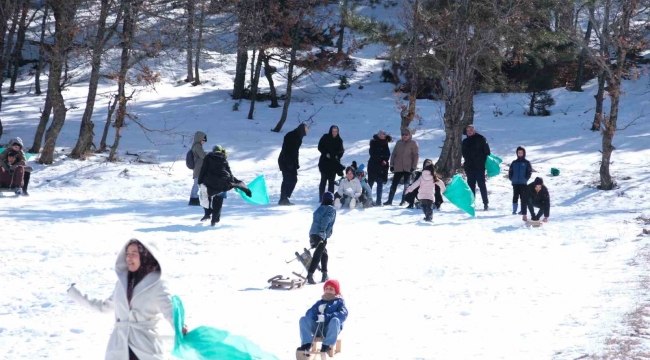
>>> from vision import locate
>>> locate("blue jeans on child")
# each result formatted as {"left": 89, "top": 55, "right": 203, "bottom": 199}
{"left": 299, "top": 316, "right": 341, "bottom": 346}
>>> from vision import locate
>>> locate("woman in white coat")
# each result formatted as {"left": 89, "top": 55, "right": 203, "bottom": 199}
{"left": 68, "top": 238, "right": 187, "bottom": 360}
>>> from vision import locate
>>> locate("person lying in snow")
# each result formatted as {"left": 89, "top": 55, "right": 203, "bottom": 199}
{"left": 522, "top": 177, "right": 550, "bottom": 223}
{"left": 404, "top": 159, "right": 445, "bottom": 210}
{"left": 334, "top": 166, "right": 362, "bottom": 209}
{"left": 0, "top": 150, "right": 24, "bottom": 194}
{"left": 307, "top": 191, "right": 337, "bottom": 285}
{"left": 508, "top": 146, "right": 533, "bottom": 215}
{"left": 0, "top": 137, "right": 31, "bottom": 195}
{"left": 68, "top": 238, "right": 189, "bottom": 360}
{"left": 405, "top": 163, "right": 446, "bottom": 222}
{"left": 297, "top": 279, "right": 348, "bottom": 356}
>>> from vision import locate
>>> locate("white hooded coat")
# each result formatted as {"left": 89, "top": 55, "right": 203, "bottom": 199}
{"left": 67, "top": 239, "right": 174, "bottom": 360}
{"left": 337, "top": 177, "right": 362, "bottom": 199}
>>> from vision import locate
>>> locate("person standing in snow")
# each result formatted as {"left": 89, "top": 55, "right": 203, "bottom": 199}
{"left": 508, "top": 146, "right": 533, "bottom": 215}
{"left": 334, "top": 166, "right": 362, "bottom": 209}
{"left": 405, "top": 163, "right": 446, "bottom": 221}
{"left": 296, "top": 279, "right": 348, "bottom": 356}
{"left": 306, "top": 191, "right": 337, "bottom": 284}
{"left": 523, "top": 177, "right": 550, "bottom": 222}
{"left": 367, "top": 130, "right": 392, "bottom": 206}
{"left": 198, "top": 145, "right": 252, "bottom": 226}
{"left": 278, "top": 123, "right": 308, "bottom": 205}
{"left": 189, "top": 131, "right": 207, "bottom": 206}
{"left": 462, "top": 124, "right": 491, "bottom": 210}
{"left": 0, "top": 137, "right": 31, "bottom": 195}
{"left": 385, "top": 128, "right": 419, "bottom": 206}
{"left": 317, "top": 126, "right": 345, "bottom": 202}
{"left": 68, "top": 238, "right": 188, "bottom": 360}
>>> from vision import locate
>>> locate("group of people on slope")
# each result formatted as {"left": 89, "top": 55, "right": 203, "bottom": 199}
{"left": 0, "top": 137, "right": 31, "bottom": 195}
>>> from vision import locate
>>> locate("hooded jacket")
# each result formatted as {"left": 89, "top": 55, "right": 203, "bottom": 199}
{"left": 198, "top": 150, "right": 249, "bottom": 197}
{"left": 0, "top": 137, "right": 26, "bottom": 166}
{"left": 508, "top": 146, "right": 532, "bottom": 185}
{"left": 526, "top": 178, "right": 551, "bottom": 217}
{"left": 191, "top": 131, "right": 207, "bottom": 179}
{"left": 337, "top": 176, "right": 363, "bottom": 200}
{"left": 462, "top": 132, "right": 491, "bottom": 172}
{"left": 317, "top": 126, "right": 345, "bottom": 175}
{"left": 305, "top": 297, "right": 348, "bottom": 330}
{"left": 278, "top": 124, "right": 307, "bottom": 174}
{"left": 406, "top": 168, "right": 446, "bottom": 201}
{"left": 367, "top": 133, "right": 392, "bottom": 181}
{"left": 390, "top": 130, "right": 419, "bottom": 173}
{"left": 67, "top": 239, "right": 174, "bottom": 360}
{"left": 309, "top": 204, "right": 337, "bottom": 240}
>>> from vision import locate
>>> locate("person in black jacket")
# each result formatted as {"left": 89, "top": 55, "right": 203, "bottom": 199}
{"left": 198, "top": 145, "right": 252, "bottom": 226}
{"left": 508, "top": 146, "right": 533, "bottom": 215}
{"left": 462, "top": 124, "right": 491, "bottom": 210}
{"left": 317, "top": 126, "right": 345, "bottom": 202}
{"left": 278, "top": 123, "right": 308, "bottom": 205}
{"left": 367, "top": 130, "right": 392, "bottom": 206}
{"left": 523, "top": 177, "right": 550, "bottom": 222}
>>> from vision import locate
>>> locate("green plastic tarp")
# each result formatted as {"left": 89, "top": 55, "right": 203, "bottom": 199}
{"left": 171, "top": 295, "right": 280, "bottom": 360}
{"left": 235, "top": 175, "right": 270, "bottom": 205}
{"left": 0, "top": 148, "right": 36, "bottom": 160}
{"left": 443, "top": 174, "right": 475, "bottom": 217}
{"left": 485, "top": 154, "right": 502, "bottom": 178}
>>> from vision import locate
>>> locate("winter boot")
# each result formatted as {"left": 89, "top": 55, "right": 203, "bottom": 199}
{"left": 200, "top": 214, "right": 211, "bottom": 222}
{"left": 406, "top": 203, "right": 414, "bottom": 209}
{"left": 484, "top": 204, "right": 489, "bottom": 211}
{"left": 349, "top": 198, "right": 356, "bottom": 209}
{"left": 434, "top": 202, "right": 442, "bottom": 210}
{"left": 321, "top": 271, "right": 329, "bottom": 283}
{"left": 188, "top": 197, "right": 200, "bottom": 206}
{"left": 512, "top": 203, "right": 518, "bottom": 215}
{"left": 320, "top": 345, "right": 331, "bottom": 354}
{"left": 297, "top": 343, "right": 312, "bottom": 352}
{"left": 13, "top": 188, "right": 22, "bottom": 196}
{"left": 21, "top": 190, "right": 29, "bottom": 196}
{"left": 333, "top": 198, "right": 341, "bottom": 209}
{"left": 306, "top": 273, "right": 317, "bottom": 285}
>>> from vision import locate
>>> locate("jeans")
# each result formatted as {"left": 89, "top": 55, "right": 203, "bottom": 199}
{"left": 368, "top": 177, "right": 384, "bottom": 205}
{"left": 299, "top": 316, "right": 341, "bottom": 346}
{"left": 281, "top": 171, "right": 298, "bottom": 200}
{"left": 466, "top": 170, "right": 489, "bottom": 205}
{"left": 190, "top": 178, "right": 199, "bottom": 198}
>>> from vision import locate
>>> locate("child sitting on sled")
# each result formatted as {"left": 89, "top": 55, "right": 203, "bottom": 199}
{"left": 405, "top": 163, "right": 446, "bottom": 222}
{"left": 334, "top": 166, "right": 362, "bottom": 209}
{"left": 297, "top": 279, "right": 348, "bottom": 356}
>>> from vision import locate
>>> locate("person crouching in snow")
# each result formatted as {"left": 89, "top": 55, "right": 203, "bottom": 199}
{"left": 68, "top": 238, "right": 188, "bottom": 360}
{"left": 523, "top": 177, "right": 550, "bottom": 223}
{"left": 354, "top": 164, "right": 373, "bottom": 208}
{"left": 307, "top": 191, "right": 337, "bottom": 284}
{"left": 0, "top": 150, "right": 24, "bottom": 194}
{"left": 297, "top": 279, "right": 348, "bottom": 356}
{"left": 198, "top": 145, "right": 252, "bottom": 226}
{"left": 405, "top": 163, "right": 446, "bottom": 222}
{"left": 334, "top": 166, "right": 362, "bottom": 209}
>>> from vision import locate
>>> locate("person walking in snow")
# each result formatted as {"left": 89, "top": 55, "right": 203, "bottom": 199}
{"left": 523, "top": 177, "right": 550, "bottom": 222}
{"left": 317, "top": 126, "right": 345, "bottom": 202}
{"left": 0, "top": 137, "right": 31, "bottom": 195}
{"left": 405, "top": 163, "right": 446, "bottom": 221}
{"left": 404, "top": 159, "right": 445, "bottom": 210}
{"left": 198, "top": 145, "right": 252, "bottom": 226}
{"left": 306, "top": 191, "right": 337, "bottom": 284}
{"left": 334, "top": 166, "right": 362, "bottom": 209}
{"left": 367, "top": 130, "right": 392, "bottom": 206}
{"left": 462, "top": 124, "right": 491, "bottom": 210}
{"left": 508, "top": 146, "right": 533, "bottom": 215}
{"left": 385, "top": 128, "right": 419, "bottom": 206}
{"left": 189, "top": 131, "right": 207, "bottom": 206}
{"left": 68, "top": 238, "right": 188, "bottom": 360}
{"left": 296, "top": 279, "right": 348, "bottom": 356}
{"left": 278, "top": 123, "right": 308, "bottom": 205}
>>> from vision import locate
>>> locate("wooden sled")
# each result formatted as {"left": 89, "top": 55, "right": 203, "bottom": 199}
{"left": 267, "top": 275, "right": 305, "bottom": 290}
{"left": 295, "top": 338, "right": 341, "bottom": 359}
{"left": 295, "top": 350, "right": 326, "bottom": 360}
{"left": 526, "top": 220, "right": 542, "bottom": 228}
{"left": 295, "top": 248, "right": 321, "bottom": 272}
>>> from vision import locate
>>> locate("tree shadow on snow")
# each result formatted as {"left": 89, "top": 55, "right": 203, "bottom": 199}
{"left": 492, "top": 225, "right": 522, "bottom": 233}
{"left": 135, "top": 224, "right": 234, "bottom": 233}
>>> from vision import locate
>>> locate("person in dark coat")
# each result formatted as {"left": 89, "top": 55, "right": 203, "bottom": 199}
{"left": 0, "top": 137, "right": 30, "bottom": 195}
{"left": 508, "top": 146, "right": 533, "bottom": 215}
{"left": 367, "top": 130, "right": 392, "bottom": 206}
{"left": 278, "top": 123, "right": 308, "bottom": 205}
{"left": 317, "top": 126, "right": 345, "bottom": 202}
{"left": 198, "top": 145, "right": 252, "bottom": 226}
{"left": 523, "top": 177, "right": 550, "bottom": 222}
{"left": 462, "top": 124, "right": 491, "bottom": 210}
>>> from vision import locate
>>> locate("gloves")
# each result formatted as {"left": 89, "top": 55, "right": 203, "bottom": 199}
{"left": 243, "top": 189, "right": 252, "bottom": 197}
{"left": 317, "top": 315, "right": 325, "bottom": 323}
{"left": 381, "top": 161, "right": 387, "bottom": 167}
{"left": 326, "top": 153, "right": 331, "bottom": 159}
{"left": 410, "top": 168, "right": 415, "bottom": 173}
{"left": 310, "top": 236, "right": 323, "bottom": 249}
{"left": 318, "top": 304, "right": 326, "bottom": 313}
{"left": 390, "top": 166, "right": 394, "bottom": 173}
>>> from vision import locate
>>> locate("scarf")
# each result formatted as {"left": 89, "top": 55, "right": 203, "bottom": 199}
{"left": 321, "top": 293, "right": 341, "bottom": 302}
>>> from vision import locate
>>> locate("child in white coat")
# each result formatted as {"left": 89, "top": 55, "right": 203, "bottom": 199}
{"left": 334, "top": 166, "right": 362, "bottom": 209}
{"left": 405, "top": 164, "right": 446, "bottom": 221}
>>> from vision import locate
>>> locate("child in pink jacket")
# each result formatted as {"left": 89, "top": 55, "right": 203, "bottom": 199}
{"left": 405, "top": 163, "right": 445, "bottom": 221}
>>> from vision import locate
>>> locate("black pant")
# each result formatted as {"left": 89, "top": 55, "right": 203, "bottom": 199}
{"left": 512, "top": 184, "right": 527, "bottom": 205}
{"left": 204, "top": 196, "right": 224, "bottom": 224}
{"left": 466, "top": 170, "right": 489, "bottom": 205}
{"left": 280, "top": 171, "right": 297, "bottom": 200}
{"left": 526, "top": 199, "right": 544, "bottom": 220}
{"left": 420, "top": 199, "right": 434, "bottom": 219}
{"left": 387, "top": 172, "right": 411, "bottom": 204}
{"left": 367, "top": 175, "right": 384, "bottom": 205}
{"left": 319, "top": 172, "right": 336, "bottom": 202}
{"left": 308, "top": 234, "right": 328, "bottom": 274}
{"left": 23, "top": 171, "right": 30, "bottom": 192}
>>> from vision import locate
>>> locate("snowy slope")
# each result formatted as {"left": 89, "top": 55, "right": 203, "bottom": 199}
{"left": 2, "top": 22, "right": 650, "bottom": 359}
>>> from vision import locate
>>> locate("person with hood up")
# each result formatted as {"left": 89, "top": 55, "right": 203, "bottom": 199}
{"left": 296, "top": 279, "right": 348, "bottom": 356}
{"left": 0, "top": 137, "right": 30, "bottom": 195}
{"left": 198, "top": 145, "right": 252, "bottom": 226}
{"left": 334, "top": 166, "right": 362, "bottom": 209}
{"left": 385, "top": 128, "right": 419, "bottom": 206}
{"left": 307, "top": 191, "right": 337, "bottom": 284}
{"left": 405, "top": 163, "right": 446, "bottom": 221}
{"left": 462, "top": 124, "right": 491, "bottom": 210}
{"left": 523, "top": 177, "right": 550, "bottom": 222}
{"left": 367, "top": 130, "right": 392, "bottom": 206}
{"left": 278, "top": 123, "right": 308, "bottom": 205}
{"left": 508, "top": 146, "right": 533, "bottom": 215}
{"left": 189, "top": 131, "right": 207, "bottom": 206}
{"left": 354, "top": 164, "right": 373, "bottom": 208}
{"left": 0, "top": 150, "right": 24, "bottom": 194}
{"left": 68, "top": 238, "right": 188, "bottom": 360}
{"left": 317, "top": 126, "right": 345, "bottom": 202}
{"left": 404, "top": 159, "right": 445, "bottom": 210}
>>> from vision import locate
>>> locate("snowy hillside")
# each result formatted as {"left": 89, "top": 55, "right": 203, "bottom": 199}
{"left": 2, "top": 11, "right": 650, "bottom": 358}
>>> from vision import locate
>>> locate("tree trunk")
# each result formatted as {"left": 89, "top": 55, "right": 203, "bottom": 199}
{"left": 185, "top": 0, "right": 194, "bottom": 82}
{"left": 35, "top": 3, "right": 49, "bottom": 95}
{"left": 528, "top": 91, "right": 536, "bottom": 116}
{"left": 249, "top": 49, "right": 256, "bottom": 86}
{"left": 247, "top": 47, "right": 264, "bottom": 120}
{"left": 70, "top": 0, "right": 112, "bottom": 159}
{"left": 232, "top": 34, "right": 248, "bottom": 99}
{"left": 0, "top": 0, "right": 19, "bottom": 87}
{"left": 572, "top": 5, "right": 594, "bottom": 92}
{"left": 192, "top": 3, "right": 205, "bottom": 86}
{"left": 39, "top": 0, "right": 80, "bottom": 165}
{"left": 99, "top": 94, "right": 118, "bottom": 152}
{"left": 336, "top": 0, "right": 348, "bottom": 55}
{"left": 8, "top": 0, "right": 29, "bottom": 93}
{"left": 272, "top": 44, "right": 296, "bottom": 132}
{"left": 30, "top": 91, "right": 53, "bottom": 153}
{"left": 263, "top": 55, "right": 279, "bottom": 108}
{"left": 591, "top": 71, "right": 605, "bottom": 131}
{"left": 436, "top": 98, "right": 465, "bottom": 179}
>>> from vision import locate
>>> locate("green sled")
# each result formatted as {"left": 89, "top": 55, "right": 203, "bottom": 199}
{"left": 0, "top": 148, "right": 36, "bottom": 160}
{"left": 485, "top": 154, "right": 502, "bottom": 178}
{"left": 235, "top": 175, "right": 270, "bottom": 205}
{"left": 443, "top": 174, "right": 476, "bottom": 217}
{"left": 171, "top": 296, "right": 280, "bottom": 360}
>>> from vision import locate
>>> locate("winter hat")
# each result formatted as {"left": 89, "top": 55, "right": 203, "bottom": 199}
{"left": 516, "top": 146, "right": 526, "bottom": 157}
{"left": 350, "top": 161, "right": 358, "bottom": 171}
{"left": 212, "top": 144, "right": 228, "bottom": 158}
{"left": 533, "top": 177, "right": 544, "bottom": 186}
{"left": 324, "top": 279, "right": 341, "bottom": 295}
{"left": 356, "top": 164, "right": 366, "bottom": 174}
{"left": 9, "top": 137, "right": 24, "bottom": 149}
{"left": 322, "top": 191, "right": 335, "bottom": 203}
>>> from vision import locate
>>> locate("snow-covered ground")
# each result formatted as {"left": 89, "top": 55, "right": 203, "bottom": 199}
{"left": 2, "top": 29, "right": 650, "bottom": 360}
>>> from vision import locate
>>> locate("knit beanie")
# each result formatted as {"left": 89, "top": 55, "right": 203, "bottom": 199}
{"left": 533, "top": 177, "right": 544, "bottom": 186}
{"left": 322, "top": 191, "right": 335, "bottom": 203}
{"left": 324, "top": 279, "right": 340, "bottom": 295}
{"left": 212, "top": 145, "right": 228, "bottom": 158}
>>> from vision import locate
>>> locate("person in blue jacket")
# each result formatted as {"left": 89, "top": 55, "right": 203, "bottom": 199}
{"left": 307, "top": 191, "right": 337, "bottom": 284}
{"left": 508, "top": 146, "right": 533, "bottom": 215}
{"left": 297, "top": 279, "right": 348, "bottom": 355}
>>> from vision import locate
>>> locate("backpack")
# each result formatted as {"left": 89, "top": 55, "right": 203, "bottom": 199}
{"left": 186, "top": 149, "right": 195, "bottom": 169}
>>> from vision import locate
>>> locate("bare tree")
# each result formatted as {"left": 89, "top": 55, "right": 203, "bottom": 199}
{"left": 192, "top": 0, "right": 206, "bottom": 85}
{"left": 8, "top": 0, "right": 33, "bottom": 93}
{"left": 572, "top": 3, "right": 595, "bottom": 91}
{"left": 336, "top": 0, "right": 349, "bottom": 55}
{"left": 0, "top": 0, "right": 20, "bottom": 109}
{"left": 34, "top": 1, "right": 49, "bottom": 95}
{"left": 185, "top": 0, "right": 195, "bottom": 82}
